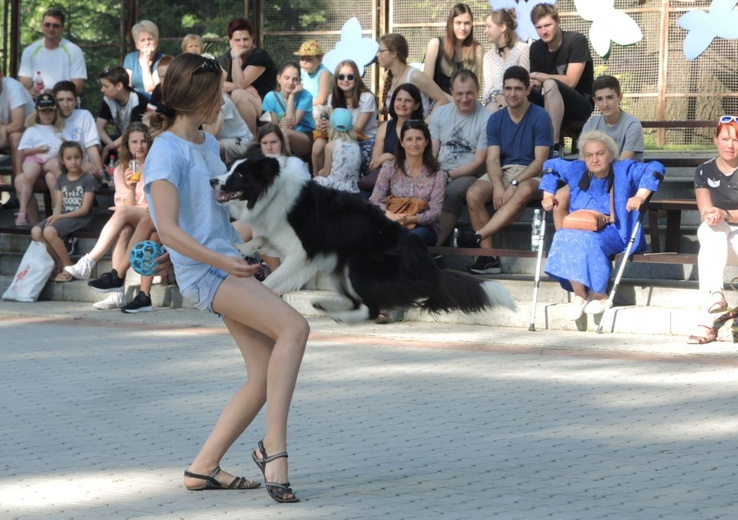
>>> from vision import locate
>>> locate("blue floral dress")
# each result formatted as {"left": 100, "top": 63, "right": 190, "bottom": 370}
{"left": 540, "top": 158, "right": 665, "bottom": 294}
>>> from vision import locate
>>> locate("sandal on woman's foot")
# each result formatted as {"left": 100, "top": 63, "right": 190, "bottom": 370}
{"left": 183, "top": 465, "right": 260, "bottom": 491}
{"left": 252, "top": 440, "right": 300, "bottom": 503}
{"left": 14, "top": 211, "right": 29, "bottom": 227}
{"left": 708, "top": 291, "right": 728, "bottom": 314}
{"left": 687, "top": 325, "right": 717, "bottom": 345}
{"left": 52, "top": 270, "right": 73, "bottom": 282}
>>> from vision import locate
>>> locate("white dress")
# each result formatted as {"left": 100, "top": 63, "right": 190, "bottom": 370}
{"left": 314, "top": 139, "right": 360, "bottom": 193}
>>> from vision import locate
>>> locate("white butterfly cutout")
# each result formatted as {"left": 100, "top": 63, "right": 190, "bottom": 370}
{"left": 489, "top": 0, "right": 551, "bottom": 43}
{"left": 573, "top": 0, "right": 642, "bottom": 58}
{"left": 678, "top": 0, "right": 738, "bottom": 60}
{"left": 322, "top": 17, "right": 379, "bottom": 74}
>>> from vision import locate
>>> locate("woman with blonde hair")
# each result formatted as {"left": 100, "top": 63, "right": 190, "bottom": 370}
{"left": 377, "top": 33, "right": 449, "bottom": 119}
{"left": 423, "top": 3, "right": 484, "bottom": 95}
{"left": 144, "top": 53, "right": 308, "bottom": 503}
{"left": 482, "top": 8, "right": 530, "bottom": 112}
{"left": 123, "top": 20, "right": 164, "bottom": 98}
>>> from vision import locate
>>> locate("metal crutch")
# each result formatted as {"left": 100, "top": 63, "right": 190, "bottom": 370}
{"left": 529, "top": 208, "right": 549, "bottom": 331}
{"left": 596, "top": 193, "right": 653, "bottom": 334}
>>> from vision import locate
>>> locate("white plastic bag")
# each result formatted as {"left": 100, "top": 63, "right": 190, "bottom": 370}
{"left": 2, "top": 241, "right": 55, "bottom": 302}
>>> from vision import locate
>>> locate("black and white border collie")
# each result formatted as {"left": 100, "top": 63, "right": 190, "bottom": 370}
{"left": 211, "top": 152, "right": 516, "bottom": 323}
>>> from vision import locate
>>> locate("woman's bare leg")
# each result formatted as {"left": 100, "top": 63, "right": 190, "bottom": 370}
{"left": 184, "top": 275, "right": 309, "bottom": 493}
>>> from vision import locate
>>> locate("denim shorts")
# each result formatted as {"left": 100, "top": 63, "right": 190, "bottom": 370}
{"left": 180, "top": 266, "right": 228, "bottom": 314}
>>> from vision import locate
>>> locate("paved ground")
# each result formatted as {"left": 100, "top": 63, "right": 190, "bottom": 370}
{"left": 1, "top": 301, "right": 737, "bottom": 520}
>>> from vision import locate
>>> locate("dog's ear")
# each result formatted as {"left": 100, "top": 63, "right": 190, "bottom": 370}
{"left": 245, "top": 143, "right": 264, "bottom": 161}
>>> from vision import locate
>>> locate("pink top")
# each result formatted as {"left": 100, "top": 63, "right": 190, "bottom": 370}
{"left": 113, "top": 162, "right": 146, "bottom": 207}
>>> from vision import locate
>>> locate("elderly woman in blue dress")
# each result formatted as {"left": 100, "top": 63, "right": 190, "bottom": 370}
{"left": 540, "top": 131, "right": 665, "bottom": 320}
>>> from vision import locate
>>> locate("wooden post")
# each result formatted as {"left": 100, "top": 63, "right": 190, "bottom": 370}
{"left": 656, "top": 0, "right": 671, "bottom": 147}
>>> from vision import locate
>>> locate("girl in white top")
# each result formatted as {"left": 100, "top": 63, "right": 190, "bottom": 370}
{"left": 377, "top": 33, "right": 449, "bottom": 120}
{"left": 14, "top": 92, "right": 68, "bottom": 226}
{"left": 311, "top": 59, "right": 378, "bottom": 174}
{"left": 315, "top": 108, "right": 361, "bottom": 193}
{"left": 143, "top": 54, "right": 307, "bottom": 503}
{"left": 482, "top": 8, "right": 530, "bottom": 112}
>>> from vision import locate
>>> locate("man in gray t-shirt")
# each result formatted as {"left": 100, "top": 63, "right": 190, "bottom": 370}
{"left": 429, "top": 69, "right": 490, "bottom": 246}
{"left": 581, "top": 75, "right": 644, "bottom": 161}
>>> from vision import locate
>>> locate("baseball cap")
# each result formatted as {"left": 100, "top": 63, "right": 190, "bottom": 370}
{"left": 330, "top": 108, "right": 353, "bottom": 132}
{"left": 36, "top": 93, "right": 57, "bottom": 110}
{"left": 293, "top": 40, "right": 323, "bottom": 57}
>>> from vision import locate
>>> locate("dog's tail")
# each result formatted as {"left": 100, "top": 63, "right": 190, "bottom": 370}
{"left": 421, "top": 271, "right": 517, "bottom": 314}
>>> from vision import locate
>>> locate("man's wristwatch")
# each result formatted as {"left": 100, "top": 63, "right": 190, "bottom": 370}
{"left": 510, "top": 179, "right": 519, "bottom": 187}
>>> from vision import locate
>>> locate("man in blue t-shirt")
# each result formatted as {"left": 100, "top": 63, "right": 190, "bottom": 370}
{"left": 465, "top": 66, "right": 554, "bottom": 274}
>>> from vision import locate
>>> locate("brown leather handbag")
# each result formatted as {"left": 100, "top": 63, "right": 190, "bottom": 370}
{"left": 385, "top": 195, "right": 427, "bottom": 230}
{"left": 562, "top": 209, "right": 612, "bottom": 231}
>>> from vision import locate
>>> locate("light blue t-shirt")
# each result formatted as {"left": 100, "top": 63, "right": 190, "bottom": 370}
{"left": 301, "top": 64, "right": 330, "bottom": 101}
{"left": 262, "top": 90, "right": 316, "bottom": 131}
{"left": 144, "top": 131, "right": 240, "bottom": 292}
{"left": 582, "top": 111, "right": 644, "bottom": 162}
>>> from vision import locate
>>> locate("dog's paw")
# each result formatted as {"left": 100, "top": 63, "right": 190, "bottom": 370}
{"left": 235, "top": 242, "right": 258, "bottom": 257}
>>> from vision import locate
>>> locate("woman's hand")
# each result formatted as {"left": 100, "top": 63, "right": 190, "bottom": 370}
{"left": 218, "top": 255, "right": 261, "bottom": 278}
{"left": 370, "top": 153, "right": 393, "bottom": 171}
{"left": 384, "top": 210, "right": 404, "bottom": 223}
{"left": 626, "top": 196, "right": 645, "bottom": 212}
{"left": 702, "top": 206, "right": 725, "bottom": 227}
{"left": 280, "top": 117, "right": 295, "bottom": 129}
{"left": 541, "top": 195, "right": 558, "bottom": 212}
{"left": 152, "top": 250, "right": 172, "bottom": 277}
{"left": 139, "top": 44, "right": 157, "bottom": 63}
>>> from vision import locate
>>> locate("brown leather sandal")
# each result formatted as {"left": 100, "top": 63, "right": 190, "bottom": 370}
{"left": 687, "top": 325, "right": 717, "bottom": 345}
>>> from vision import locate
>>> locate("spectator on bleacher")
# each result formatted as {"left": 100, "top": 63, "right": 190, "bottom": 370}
{"left": 466, "top": 66, "right": 553, "bottom": 275}
{"left": 52, "top": 81, "right": 104, "bottom": 178}
{"left": 14, "top": 93, "right": 67, "bottom": 227}
{"left": 293, "top": 40, "right": 332, "bottom": 119}
{"left": 540, "top": 131, "right": 663, "bottom": 321}
{"left": 378, "top": 33, "right": 449, "bottom": 119}
{"left": 123, "top": 20, "right": 164, "bottom": 100}
{"left": 181, "top": 34, "right": 204, "bottom": 55}
{"left": 202, "top": 93, "right": 253, "bottom": 167}
{"left": 262, "top": 61, "right": 316, "bottom": 158}
{"left": 364, "top": 83, "right": 425, "bottom": 192}
{"left": 217, "top": 18, "right": 277, "bottom": 136}
{"left": 482, "top": 8, "right": 530, "bottom": 113}
{"left": 312, "top": 60, "right": 377, "bottom": 175}
{"left": 257, "top": 123, "right": 311, "bottom": 180}
{"left": 96, "top": 67, "right": 148, "bottom": 158}
{"left": 0, "top": 71, "right": 35, "bottom": 188}
{"left": 549, "top": 75, "right": 646, "bottom": 230}
{"left": 65, "top": 124, "right": 152, "bottom": 311}
{"left": 582, "top": 76, "right": 644, "bottom": 162}
{"left": 314, "top": 108, "right": 361, "bottom": 193}
{"left": 32, "top": 141, "right": 96, "bottom": 282}
{"left": 422, "top": 4, "right": 483, "bottom": 96}
{"left": 148, "top": 56, "right": 173, "bottom": 112}
{"left": 370, "top": 119, "right": 447, "bottom": 246}
{"left": 427, "top": 69, "right": 489, "bottom": 247}
{"left": 688, "top": 116, "right": 738, "bottom": 344}
{"left": 528, "top": 2, "right": 594, "bottom": 158}
{"left": 18, "top": 7, "right": 87, "bottom": 98}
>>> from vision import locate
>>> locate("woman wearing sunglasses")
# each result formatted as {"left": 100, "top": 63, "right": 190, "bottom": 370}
{"left": 689, "top": 115, "right": 738, "bottom": 344}
{"left": 311, "top": 60, "right": 377, "bottom": 174}
{"left": 144, "top": 54, "right": 308, "bottom": 502}
{"left": 369, "top": 119, "right": 447, "bottom": 246}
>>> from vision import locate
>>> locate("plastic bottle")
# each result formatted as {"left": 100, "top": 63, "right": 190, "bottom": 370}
{"left": 106, "top": 154, "right": 116, "bottom": 185}
{"left": 33, "top": 71, "right": 44, "bottom": 92}
{"left": 452, "top": 228, "right": 459, "bottom": 248}
{"left": 531, "top": 209, "right": 543, "bottom": 251}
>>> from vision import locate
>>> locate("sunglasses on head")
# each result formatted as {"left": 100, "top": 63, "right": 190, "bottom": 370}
{"left": 336, "top": 74, "right": 355, "bottom": 82}
{"left": 720, "top": 115, "right": 738, "bottom": 124}
{"left": 43, "top": 22, "right": 62, "bottom": 29}
{"left": 195, "top": 58, "right": 222, "bottom": 75}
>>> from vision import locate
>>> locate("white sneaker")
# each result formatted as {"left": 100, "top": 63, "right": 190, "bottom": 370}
{"left": 92, "top": 290, "right": 125, "bottom": 310}
{"left": 65, "top": 254, "right": 96, "bottom": 280}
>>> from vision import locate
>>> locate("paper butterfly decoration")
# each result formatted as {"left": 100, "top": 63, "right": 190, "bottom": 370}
{"left": 489, "top": 0, "right": 550, "bottom": 43}
{"left": 322, "top": 18, "right": 379, "bottom": 74}
{"left": 678, "top": 0, "right": 738, "bottom": 61}
{"left": 573, "top": 0, "right": 642, "bottom": 58}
